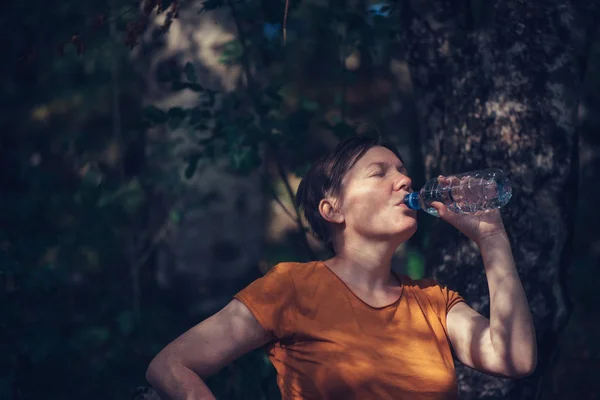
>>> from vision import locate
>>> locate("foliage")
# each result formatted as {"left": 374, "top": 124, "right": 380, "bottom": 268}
{"left": 0, "top": 0, "right": 409, "bottom": 398}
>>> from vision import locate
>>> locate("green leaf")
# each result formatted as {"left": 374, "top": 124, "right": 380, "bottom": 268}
{"left": 97, "top": 179, "right": 144, "bottom": 215}
{"left": 201, "top": 91, "right": 216, "bottom": 107}
{"left": 264, "top": 88, "right": 283, "bottom": 103}
{"left": 293, "top": 162, "right": 311, "bottom": 178}
{"left": 195, "top": 124, "right": 211, "bottom": 131}
{"left": 81, "top": 164, "right": 103, "bottom": 187}
{"left": 156, "top": 66, "right": 173, "bottom": 83}
{"left": 330, "top": 121, "right": 355, "bottom": 139}
{"left": 172, "top": 82, "right": 204, "bottom": 92}
{"left": 169, "top": 210, "right": 182, "bottom": 224}
{"left": 143, "top": 105, "right": 167, "bottom": 124}
{"left": 80, "top": 326, "right": 111, "bottom": 347}
{"left": 187, "top": 83, "right": 204, "bottom": 92}
{"left": 21, "top": 328, "right": 62, "bottom": 363}
{"left": 167, "top": 107, "right": 187, "bottom": 130}
{"left": 222, "top": 40, "right": 243, "bottom": 56}
{"left": 171, "top": 81, "right": 187, "bottom": 91}
{"left": 116, "top": 311, "right": 135, "bottom": 335}
{"left": 184, "top": 62, "right": 198, "bottom": 82}
{"left": 229, "top": 147, "right": 261, "bottom": 175}
{"left": 156, "top": 61, "right": 181, "bottom": 82}
{"left": 300, "top": 99, "right": 319, "bottom": 111}
{"left": 185, "top": 155, "right": 201, "bottom": 179}
{"left": 197, "top": 191, "right": 221, "bottom": 207}
{"left": 189, "top": 108, "right": 212, "bottom": 126}
{"left": 200, "top": 0, "right": 224, "bottom": 12}
{"left": 122, "top": 187, "right": 145, "bottom": 216}
{"left": 219, "top": 40, "right": 244, "bottom": 65}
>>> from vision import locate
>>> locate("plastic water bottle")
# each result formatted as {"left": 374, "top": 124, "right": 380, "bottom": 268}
{"left": 403, "top": 168, "right": 512, "bottom": 217}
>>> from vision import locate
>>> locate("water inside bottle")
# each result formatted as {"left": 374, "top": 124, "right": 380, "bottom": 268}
{"left": 413, "top": 170, "right": 512, "bottom": 216}
{"left": 446, "top": 174, "right": 512, "bottom": 214}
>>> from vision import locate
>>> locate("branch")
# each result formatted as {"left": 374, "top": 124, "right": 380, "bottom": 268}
{"left": 130, "top": 217, "right": 171, "bottom": 323}
{"left": 226, "top": 0, "right": 317, "bottom": 260}
{"left": 270, "top": 187, "right": 298, "bottom": 222}
{"left": 131, "top": 218, "right": 172, "bottom": 274}
{"left": 226, "top": 0, "right": 257, "bottom": 93}
{"left": 273, "top": 155, "right": 317, "bottom": 260}
{"left": 283, "top": 0, "right": 290, "bottom": 45}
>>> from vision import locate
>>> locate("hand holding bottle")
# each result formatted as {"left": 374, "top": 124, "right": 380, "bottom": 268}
{"left": 430, "top": 175, "right": 507, "bottom": 245}
{"left": 404, "top": 169, "right": 512, "bottom": 244}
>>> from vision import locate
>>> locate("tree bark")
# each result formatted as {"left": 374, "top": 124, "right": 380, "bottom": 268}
{"left": 405, "top": 1, "right": 599, "bottom": 398}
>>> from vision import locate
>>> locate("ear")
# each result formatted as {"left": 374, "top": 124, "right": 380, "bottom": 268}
{"left": 318, "top": 198, "right": 344, "bottom": 225}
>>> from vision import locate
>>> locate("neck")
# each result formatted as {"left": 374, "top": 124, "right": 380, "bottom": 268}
{"left": 325, "top": 237, "right": 400, "bottom": 291}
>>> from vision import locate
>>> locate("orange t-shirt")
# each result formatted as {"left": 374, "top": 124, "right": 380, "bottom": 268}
{"left": 234, "top": 261, "right": 465, "bottom": 400}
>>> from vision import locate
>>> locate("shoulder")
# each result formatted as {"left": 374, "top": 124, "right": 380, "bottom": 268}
{"left": 260, "top": 261, "right": 331, "bottom": 296}
{"left": 241, "top": 261, "right": 325, "bottom": 291}
{"left": 398, "top": 274, "right": 442, "bottom": 291}
{"left": 398, "top": 274, "right": 463, "bottom": 313}
{"left": 267, "top": 260, "right": 325, "bottom": 280}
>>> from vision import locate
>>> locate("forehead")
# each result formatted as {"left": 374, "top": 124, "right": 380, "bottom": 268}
{"left": 340, "top": 146, "right": 403, "bottom": 187}
{"left": 353, "top": 146, "right": 402, "bottom": 168}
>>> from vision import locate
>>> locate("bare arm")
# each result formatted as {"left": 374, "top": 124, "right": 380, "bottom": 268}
{"left": 447, "top": 233, "right": 537, "bottom": 378}
{"left": 146, "top": 298, "right": 273, "bottom": 400}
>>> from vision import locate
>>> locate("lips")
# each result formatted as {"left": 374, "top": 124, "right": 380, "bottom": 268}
{"left": 396, "top": 193, "right": 410, "bottom": 207}
{"left": 395, "top": 199, "right": 409, "bottom": 208}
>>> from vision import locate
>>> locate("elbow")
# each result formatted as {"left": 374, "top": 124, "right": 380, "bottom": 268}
{"left": 509, "top": 366, "right": 536, "bottom": 379}
{"left": 146, "top": 353, "right": 174, "bottom": 387}
{"left": 506, "top": 356, "right": 537, "bottom": 379}
{"left": 515, "top": 344, "right": 538, "bottom": 378}
{"left": 145, "top": 356, "right": 162, "bottom": 386}
{"left": 519, "top": 356, "right": 537, "bottom": 378}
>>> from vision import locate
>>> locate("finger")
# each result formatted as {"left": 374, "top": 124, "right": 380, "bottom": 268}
{"left": 432, "top": 201, "right": 460, "bottom": 225}
{"left": 448, "top": 175, "right": 461, "bottom": 186}
{"left": 437, "top": 175, "right": 450, "bottom": 190}
{"left": 431, "top": 201, "right": 448, "bottom": 216}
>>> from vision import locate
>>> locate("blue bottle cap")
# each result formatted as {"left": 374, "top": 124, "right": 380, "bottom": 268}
{"left": 404, "top": 192, "right": 421, "bottom": 210}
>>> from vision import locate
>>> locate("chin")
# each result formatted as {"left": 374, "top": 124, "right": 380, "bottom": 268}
{"left": 391, "top": 220, "right": 418, "bottom": 243}
{"left": 404, "top": 224, "right": 418, "bottom": 240}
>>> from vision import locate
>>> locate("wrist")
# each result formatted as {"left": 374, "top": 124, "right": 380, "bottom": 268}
{"left": 475, "top": 231, "right": 509, "bottom": 248}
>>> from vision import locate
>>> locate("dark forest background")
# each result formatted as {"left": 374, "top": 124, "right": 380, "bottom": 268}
{"left": 1, "top": 0, "right": 599, "bottom": 399}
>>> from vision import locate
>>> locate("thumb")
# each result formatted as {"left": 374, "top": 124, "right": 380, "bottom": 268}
{"left": 431, "top": 201, "right": 455, "bottom": 222}
{"left": 431, "top": 201, "right": 447, "bottom": 216}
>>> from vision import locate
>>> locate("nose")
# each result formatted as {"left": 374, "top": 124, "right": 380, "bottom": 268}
{"left": 393, "top": 172, "right": 412, "bottom": 192}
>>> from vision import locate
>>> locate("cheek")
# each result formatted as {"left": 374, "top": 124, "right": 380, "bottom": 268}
{"left": 340, "top": 180, "right": 396, "bottom": 215}
{"left": 344, "top": 190, "right": 388, "bottom": 220}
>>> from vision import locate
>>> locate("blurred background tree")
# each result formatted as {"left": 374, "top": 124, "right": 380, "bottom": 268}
{"left": 0, "top": 0, "right": 599, "bottom": 399}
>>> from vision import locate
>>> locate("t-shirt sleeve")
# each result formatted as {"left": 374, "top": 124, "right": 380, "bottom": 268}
{"left": 233, "top": 263, "right": 297, "bottom": 339}
{"left": 418, "top": 278, "right": 466, "bottom": 318}
{"left": 440, "top": 283, "right": 465, "bottom": 315}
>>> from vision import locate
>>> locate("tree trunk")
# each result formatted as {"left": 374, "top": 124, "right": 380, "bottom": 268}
{"left": 405, "top": 1, "right": 599, "bottom": 398}
{"left": 132, "top": 2, "right": 270, "bottom": 318}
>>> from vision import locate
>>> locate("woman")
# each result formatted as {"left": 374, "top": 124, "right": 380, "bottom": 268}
{"left": 146, "top": 135, "right": 537, "bottom": 399}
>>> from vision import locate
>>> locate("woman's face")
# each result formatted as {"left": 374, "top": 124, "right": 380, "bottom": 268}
{"left": 335, "top": 146, "right": 417, "bottom": 244}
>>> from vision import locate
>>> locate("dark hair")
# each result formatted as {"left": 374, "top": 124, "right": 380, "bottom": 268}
{"left": 296, "top": 134, "right": 404, "bottom": 253}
